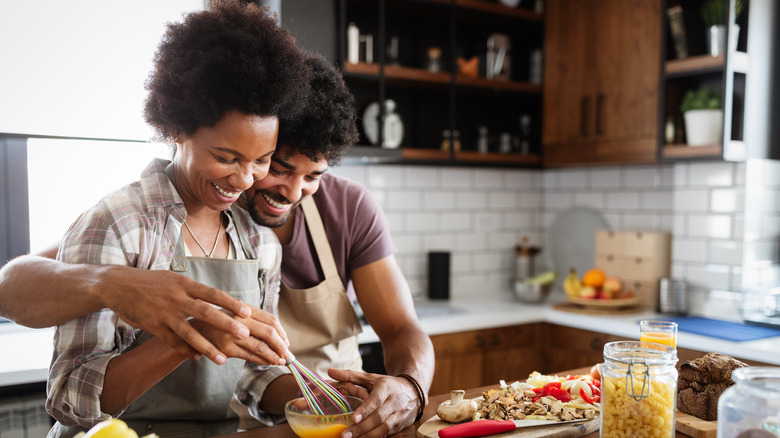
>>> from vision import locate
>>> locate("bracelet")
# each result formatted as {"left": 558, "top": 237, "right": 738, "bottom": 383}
{"left": 397, "top": 373, "right": 427, "bottom": 423}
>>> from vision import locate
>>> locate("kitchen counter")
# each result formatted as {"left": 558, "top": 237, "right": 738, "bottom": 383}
{"left": 3, "top": 296, "right": 780, "bottom": 387}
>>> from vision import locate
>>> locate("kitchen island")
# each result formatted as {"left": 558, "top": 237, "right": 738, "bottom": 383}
{"left": 215, "top": 367, "right": 695, "bottom": 438}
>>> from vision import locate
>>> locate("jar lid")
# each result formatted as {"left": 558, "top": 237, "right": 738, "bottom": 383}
{"left": 603, "top": 341, "right": 678, "bottom": 366}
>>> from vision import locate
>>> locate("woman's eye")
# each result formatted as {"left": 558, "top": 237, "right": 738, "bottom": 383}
{"left": 216, "top": 155, "right": 235, "bottom": 163}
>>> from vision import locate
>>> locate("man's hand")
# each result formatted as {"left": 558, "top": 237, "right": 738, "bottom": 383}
{"left": 98, "top": 265, "right": 256, "bottom": 363}
{"left": 190, "top": 306, "right": 290, "bottom": 365}
{"left": 328, "top": 369, "right": 420, "bottom": 438}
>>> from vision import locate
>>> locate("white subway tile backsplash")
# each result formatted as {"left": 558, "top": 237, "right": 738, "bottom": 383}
{"left": 590, "top": 168, "right": 622, "bottom": 188}
{"left": 405, "top": 212, "right": 439, "bottom": 232}
{"left": 641, "top": 191, "right": 673, "bottom": 210}
{"left": 505, "top": 170, "right": 540, "bottom": 189}
{"left": 688, "top": 162, "right": 735, "bottom": 187}
{"left": 673, "top": 239, "right": 707, "bottom": 263}
{"left": 489, "top": 192, "right": 518, "bottom": 209}
{"left": 708, "top": 240, "right": 743, "bottom": 265}
{"left": 456, "top": 233, "right": 489, "bottom": 251}
{"left": 543, "top": 192, "right": 573, "bottom": 210}
{"left": 606, "top": 192, "right": 641, "bottom": 210}
{"left": 332, "top": 165, "right": 365, "bottom": 184}
{"left": 441, "top": 168, "right": 473, "bottom": 188}
{"left": 710, "top": 188, "right": 744, "bottom": 213}
{"left": 687, "top": 215, "right": 732, "bottom": 239}
{"left": 440, "top": 212, "right": 472, "bottom": 231}
{"left": 357, "top": 158, "right": 765, "bottom": 303}
{"left": 673, "top": 189, "right": 709, "bottom": 212}
{"left": 473, "top": 169, "right": 503, "bottom": 188}
{"left": 423, "top": 234, "right": 456, "bottom": 251}
{"left": 367, "top": 165, "right": 405, "bottom": 188}
{"left": 423, "top": 190, "right": 456, "bottom": 210}
{"left": 559, "top": 169, "right": 589, "bottom": 189}
{"left": 622, "top": 166, "right": 661, "bottom": 188}
{"left": 456, "top": 191, "right": 489, "bottom": 210}
{"left": 405, "top": 166, "right": 440, "bottom": 188}
{"left": 387, "top": 189, "right": 422, "bottom": 211}
{"left": 573, "top": 192, "right": 606, "bottom": 209}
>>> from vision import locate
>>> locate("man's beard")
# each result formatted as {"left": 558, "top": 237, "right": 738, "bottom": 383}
{"left": 244, "top": 190, "right": 300, "bottom": 229}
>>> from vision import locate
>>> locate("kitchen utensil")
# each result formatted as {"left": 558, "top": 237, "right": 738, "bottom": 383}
{"left": 287, "top": 358, "right": 350, "bottom": 415}
{"left": 438, "top": 418, "right": 590, "bottom": 438}
{"left": 486, "top": 33, "right": 510, "bottom": 80}
{"left": 285, "top": 395, "right": 363, "bottom": 438}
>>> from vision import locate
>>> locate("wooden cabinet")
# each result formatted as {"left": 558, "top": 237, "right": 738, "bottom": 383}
{"left": 339, "top": 0, "right": 544, "bottom": 167}
{"left": 429, "top": 324, "right": 542, "bottom": 395}
{"left": 542, "top": 0, "right": 662, "bottom": 167}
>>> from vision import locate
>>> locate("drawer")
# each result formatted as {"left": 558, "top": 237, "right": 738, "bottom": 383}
{"left": 595, "top": 230, "right": 671, "bottom": 258}
{"left": 595, "top": 254, "right": 666, "bottom": 280}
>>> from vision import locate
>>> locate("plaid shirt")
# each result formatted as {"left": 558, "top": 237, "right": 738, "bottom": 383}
{"left": 46, "top": 158, "right": 286, "bottom": 429}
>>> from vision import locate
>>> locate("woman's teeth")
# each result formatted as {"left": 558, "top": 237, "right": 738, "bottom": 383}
{"left": 213, "top": 183, "right": 239, "bottom": 199}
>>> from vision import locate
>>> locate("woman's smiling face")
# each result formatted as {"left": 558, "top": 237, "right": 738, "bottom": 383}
{"left": 174, "top": 110, "right": 278, "bottom": 213}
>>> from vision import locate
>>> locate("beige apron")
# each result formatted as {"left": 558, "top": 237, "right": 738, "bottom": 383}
{"left": 278, "top": 196, "right": 363, "bottom": 379}
{"left": 118, "top": 216, "right": 267, "bottom": 438}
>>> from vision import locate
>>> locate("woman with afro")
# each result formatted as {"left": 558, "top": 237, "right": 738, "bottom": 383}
{"left": 45, "top": 1, "right": 310, "bottom": 436}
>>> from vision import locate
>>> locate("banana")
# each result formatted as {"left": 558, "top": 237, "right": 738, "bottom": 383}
{"left": 563, "top": 268, "right": 582, "bottom": 298}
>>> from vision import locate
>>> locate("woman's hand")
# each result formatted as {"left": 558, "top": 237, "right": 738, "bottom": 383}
{"left": 328, "top": 369, "right": 420, "bottom": 438}
{"left": 190, "top": 306, "right": 290, "bottom": 365}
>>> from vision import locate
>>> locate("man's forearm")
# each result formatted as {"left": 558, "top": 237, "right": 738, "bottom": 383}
{"left": 0, "top": 255, "right": 105, "bottom": 327}
{"left": 381, "top": 325, "right": 435, "bottom": 392}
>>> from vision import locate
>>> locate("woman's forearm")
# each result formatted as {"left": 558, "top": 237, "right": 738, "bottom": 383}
{"left": 0, "top": 255, "right": 106, "bottom": 327}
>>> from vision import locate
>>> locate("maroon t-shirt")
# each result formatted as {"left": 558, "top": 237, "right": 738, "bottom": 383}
{"left": 280, "top": 173, "right": 396, "bottom": 291}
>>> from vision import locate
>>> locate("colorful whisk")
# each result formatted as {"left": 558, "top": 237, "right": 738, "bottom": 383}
{"left": 287, "top": 357, "right": 351, "bottom": 415}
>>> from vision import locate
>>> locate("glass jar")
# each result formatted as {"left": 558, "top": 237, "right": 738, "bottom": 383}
{"left": 717, "top": 367, "right": 780, "bottom": 438}
{"left": 600, "top": 341, "right": 678, "bottom": 438}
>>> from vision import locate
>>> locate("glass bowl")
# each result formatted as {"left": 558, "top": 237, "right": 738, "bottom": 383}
{"left": 284, "top": 395, "right": 363, "bottom": 438}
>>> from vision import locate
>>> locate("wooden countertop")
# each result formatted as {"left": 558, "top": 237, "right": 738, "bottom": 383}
{"left": 217, "top": 367, "right": 695, "bottom": 438}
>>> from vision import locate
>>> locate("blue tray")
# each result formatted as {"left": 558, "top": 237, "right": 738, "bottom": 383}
{"left": 652, "top": 316, "right": 780, "bottom": 342}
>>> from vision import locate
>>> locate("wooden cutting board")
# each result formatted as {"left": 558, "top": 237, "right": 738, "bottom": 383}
{"left": 675, "top": 412, "right": 717, "bottom": 438}
{"left": 416, "top": 415, "right": 599, "bottom": 438}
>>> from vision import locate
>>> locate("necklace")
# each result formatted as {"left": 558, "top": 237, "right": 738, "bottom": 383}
{"left": 183, "top": 215, "right": 222, "bottom": 258}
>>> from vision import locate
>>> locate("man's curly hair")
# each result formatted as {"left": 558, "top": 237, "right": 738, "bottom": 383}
{"left": 277, "top": 53, "right": 359, "bottom": 166}
{"left": 144, "top": 0, "right": 310, "bottom": 140}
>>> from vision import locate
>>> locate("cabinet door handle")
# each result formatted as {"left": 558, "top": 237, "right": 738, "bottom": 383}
{"left": 580, "top": 96, "right": 590, "bottom": 137}
{"left": 595, "top": 94, "right": 605, "bottom": 135}
{"left": 475, "top": 335, "right": 485, "bottom": 349}
{"left": 489, "top": 332, "right": 501, "bottom": 348}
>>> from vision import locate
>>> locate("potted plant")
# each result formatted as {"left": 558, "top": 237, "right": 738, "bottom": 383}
{"left": 701, "top": 0, "right": 743, "bottom": 56}
{"left": 680, "top": 86, "right": 723, "bottom": 146}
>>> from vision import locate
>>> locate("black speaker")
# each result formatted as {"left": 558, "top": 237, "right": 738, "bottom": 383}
{"left": 427, "top": 251, "right": 450, "bottom": 300}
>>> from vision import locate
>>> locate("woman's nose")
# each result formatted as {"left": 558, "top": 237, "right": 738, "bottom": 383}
{"left": 231, "top": 163, "right": 267, "bottom": 191}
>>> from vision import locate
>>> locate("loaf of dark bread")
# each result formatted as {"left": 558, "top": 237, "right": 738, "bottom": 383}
{"left": 677, "top": 353, "right": 748, "bottom": 421}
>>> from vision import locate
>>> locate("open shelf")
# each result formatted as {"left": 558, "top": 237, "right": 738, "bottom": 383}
{"left": 665, "top": 54, "right": 725, "bottom": 76}
{"left": 455, "top": 151, "right": 541, "bottom": 164}
{"left": 661, "top": 143, "right": 722, "bottom": 159}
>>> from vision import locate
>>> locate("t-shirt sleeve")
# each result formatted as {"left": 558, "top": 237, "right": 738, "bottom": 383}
{"left": 345, "top": 183, "right": 397, "bottom": 271}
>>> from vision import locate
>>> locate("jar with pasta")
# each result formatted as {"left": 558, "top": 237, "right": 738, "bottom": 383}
{"left": 600, "top": 341, "right": 678, "bottom": 438}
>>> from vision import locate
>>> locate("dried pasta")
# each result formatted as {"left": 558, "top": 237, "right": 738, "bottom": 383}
{"left": 601, "top": 373, "right": 676, "bottom": 438}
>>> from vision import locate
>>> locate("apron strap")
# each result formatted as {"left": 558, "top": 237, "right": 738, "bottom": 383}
{"left": 300, "top": 196, "right": 339, "bottom": 280}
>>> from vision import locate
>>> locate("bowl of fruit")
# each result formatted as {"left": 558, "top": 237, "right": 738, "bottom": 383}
{"left": 563, "top": 268, "right": 638, "bottom": 308}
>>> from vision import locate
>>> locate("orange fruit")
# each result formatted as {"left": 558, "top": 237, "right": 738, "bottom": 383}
{"left": 582, "top": 268, "right": 606, "bottom": 288}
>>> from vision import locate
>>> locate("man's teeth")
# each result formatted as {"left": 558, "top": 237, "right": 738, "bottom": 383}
{"left": 263, "top": 192, "right": 288, "bottom": 209}
{"left": 213, "top": 183, "right": 239, "bottom": 199}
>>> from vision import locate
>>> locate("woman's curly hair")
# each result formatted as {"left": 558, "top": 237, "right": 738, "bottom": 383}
{"left": 277, "top": 52, "right": 359, "bottom": 166}
{"left": 144, "top": 0, "right": 310, "bottom": 140}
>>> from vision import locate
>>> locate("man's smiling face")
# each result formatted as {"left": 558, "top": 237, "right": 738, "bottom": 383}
{"left": 243, "top": 147, "right": 329, "bottom": 228}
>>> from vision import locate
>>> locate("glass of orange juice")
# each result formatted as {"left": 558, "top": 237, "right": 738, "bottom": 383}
{"left": 639, "top": 320, "right": 678, "bottom": 348}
